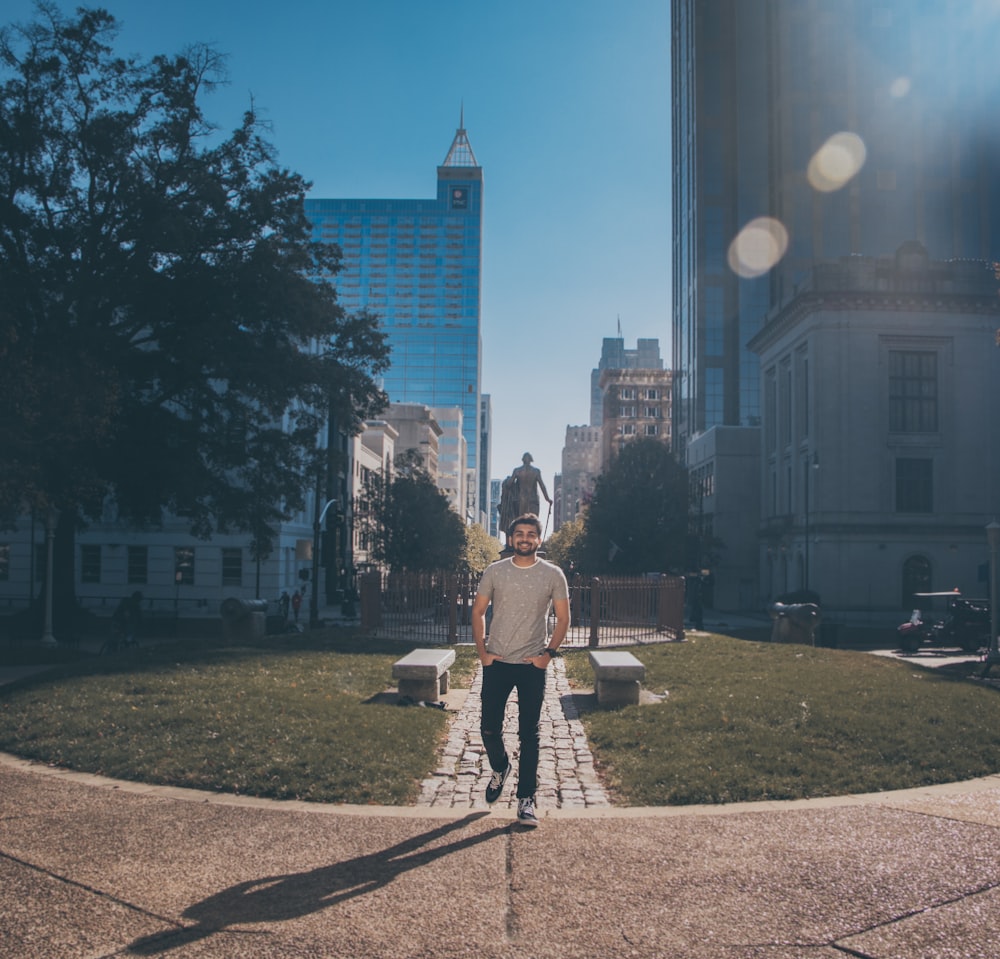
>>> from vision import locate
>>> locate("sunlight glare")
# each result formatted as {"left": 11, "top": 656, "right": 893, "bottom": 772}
{"left": 727, "top": 217, "right": 789, "bottom": 278}
{"left": 889, "top": 76, "right": 911, "bottom": 98}
{"left": 807, "top": 132, "right": 867, "bottom": 193}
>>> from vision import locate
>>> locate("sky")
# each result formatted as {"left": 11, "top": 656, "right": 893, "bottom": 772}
{"left": 4, "top": 0, "right": 671, "bottom": 498}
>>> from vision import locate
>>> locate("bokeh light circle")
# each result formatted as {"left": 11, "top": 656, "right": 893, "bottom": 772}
{"left": 727, "top": 217, "right": 789, "bottom": 278}
{"left": 807, "top": 131, "right": 867, "bottom": 192}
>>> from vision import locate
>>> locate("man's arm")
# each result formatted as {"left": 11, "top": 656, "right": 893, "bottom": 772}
{"left": 537, "top": 470, "right": 552, "bottom": 504}
{"left": 548, "top": 597, "right": 570, "bottom": 650}
{"left": 471, "top": 592, "right": 498, "bottom": 666}
{"left": 525, "top": 596, "right": 570, "bottom": 668}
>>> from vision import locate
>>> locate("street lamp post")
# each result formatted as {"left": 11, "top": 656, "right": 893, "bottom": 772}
{"left": 310, "top": 498, "right": 338, "bottom": 628}
{"left": 40, "top": 509, "right": 57, "bottom": 647}
{"left": 983, "top": 520, "right": 1000, "bottom": 677}
{"left": 804, "top": 452, "right": 819, "bottom": 592}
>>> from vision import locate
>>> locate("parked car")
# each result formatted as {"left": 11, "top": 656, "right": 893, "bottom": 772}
{"left": 896, "top": 591, "right": 990, "bottom": 654}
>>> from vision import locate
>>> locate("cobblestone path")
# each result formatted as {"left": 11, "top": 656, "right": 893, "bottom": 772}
{"left": 416, "top": 659, "right": 611, "bottom": 810}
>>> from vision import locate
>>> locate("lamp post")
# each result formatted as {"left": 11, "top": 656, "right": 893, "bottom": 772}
{"left": 40, "top": 509, "right": 57, "bottom": 647}
{"left": 310, "top": 498, "right": 338, "bottom": 628}
{"left": 804, "top": 452, "right": 819, "bottom": 592}
{"left": 984, "top": 520, "right": 1000, "bottom": 677}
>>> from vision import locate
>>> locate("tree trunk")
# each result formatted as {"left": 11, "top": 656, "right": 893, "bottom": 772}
{"left": 52, "top": 508, "right": 79, "bottom": 639}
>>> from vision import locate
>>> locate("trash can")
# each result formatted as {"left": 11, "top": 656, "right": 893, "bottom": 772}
{"left": 220, "top": 598, "right": 268, "bottom": 644}
{"left": 769, "top": 602, "right": 821, "bottom": 645}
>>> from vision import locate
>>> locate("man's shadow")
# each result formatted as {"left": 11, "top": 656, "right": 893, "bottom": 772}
{"left": 129, "top": 813, "right": 507, "bottom": 955}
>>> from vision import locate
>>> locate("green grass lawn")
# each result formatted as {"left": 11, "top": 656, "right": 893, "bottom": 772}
{"left": 0, "top": 634, "right": 478, "bottom": 805}
{"left": 563, "top": 635, "right": 1000, "bottom": 805}
{"left": 2, "top": 631, "right": 999, "bottom": 806}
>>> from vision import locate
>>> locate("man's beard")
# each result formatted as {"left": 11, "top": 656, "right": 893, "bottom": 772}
{"left": 513, "top": 542, "right": 538, "bottom": 556}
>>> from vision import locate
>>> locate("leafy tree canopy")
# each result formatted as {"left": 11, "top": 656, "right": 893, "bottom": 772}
{"left": 0, "top": 3, "right": 389, "bottom": 559}
{"left": 579, "top": 438, "right": 690, "bottom": 574}
{"left": 463, "top": 522, "right": 502, "bottom": 576}
{"left": 356, "top": 470, "right": 466, "bottom": 573}
{"left": 543, "top": 516, "right": 585, "bottom": 573}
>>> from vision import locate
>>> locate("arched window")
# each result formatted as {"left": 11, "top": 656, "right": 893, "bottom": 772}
{"left": 901, "top": 555, "right": 932, "bottom": 610}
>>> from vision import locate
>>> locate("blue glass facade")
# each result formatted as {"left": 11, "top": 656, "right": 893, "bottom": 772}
{"left": 671, "top": 0, "right": 1000, "bottom": 455}
{"left": 304, "top": 127, "right": 484, "bottom": 514}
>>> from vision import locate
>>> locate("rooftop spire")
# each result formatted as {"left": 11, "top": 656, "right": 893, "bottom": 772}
{"left": 442, "top": 105, "right": 479, "bottom": 168}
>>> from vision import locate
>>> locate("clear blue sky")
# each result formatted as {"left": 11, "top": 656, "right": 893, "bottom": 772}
{"left": 6, "top": 0, "right": 671, "bottom": 497}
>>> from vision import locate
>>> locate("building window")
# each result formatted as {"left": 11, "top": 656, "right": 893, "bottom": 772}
{"left": 620, "top": 388, "right": 637, "bottom": 400}
{"left": 889, "top": 350, "right": 937, "bottom": 432}
{"left": 779, "top": 357, "right": 792, "bottom": 447}
{"left": 644, "top": 406, "right": 661, "bottom": 418}
{"left": 81, "top": 545, "right": 101, "bottom": 584}
{"left": 644, "top": 423, "right": 659, "bottom": 436}
{"left": 175, "top": 547, "right": 195, "bottom": 585}
{"left": 620, "top": 423, "right": 636, "bottom": 435}
{"left": 896, "top": 458, "right": 933, "bottom": 513}
{"left": 765, "top": 369, "right": 777, "bottom": 453}
{"left": 222, "top": 548, "right": 243, "bottom": 587}
{"left": 645, "top": 388, "right": 659, "bottom": 400}
{"left": 619, "top": 406, "right": 636, "bottom": 418}
{"left": 0, "top": 544, "right": 9, "bottom": 581}
{"left": 127, "top": 546, "right": 148, "bottom": 585}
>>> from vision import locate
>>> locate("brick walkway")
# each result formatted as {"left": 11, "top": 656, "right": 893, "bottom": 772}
{"left": 416, "top": 658, "right": 611, "bottom": 809}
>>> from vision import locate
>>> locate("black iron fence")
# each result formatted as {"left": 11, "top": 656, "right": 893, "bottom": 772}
{"left": 359, "top": 570, "right": 685, "bottom": 647}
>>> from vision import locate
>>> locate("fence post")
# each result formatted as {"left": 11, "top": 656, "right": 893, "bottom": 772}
{"left": 589, "top": 577, "right": 601, "bottom": 648}
{"left": 447, "top": 574, "right": 458, "bottom": 644}
{"left": 657, "top": 575, "right": 669, "bottom": 632}
{"left": 360, "top": 571, "right": 381, "bottom": 632}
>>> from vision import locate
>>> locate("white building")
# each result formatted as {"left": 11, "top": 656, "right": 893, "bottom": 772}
{"left": 747, "top": 244, "right": 1000, "bottom": 615}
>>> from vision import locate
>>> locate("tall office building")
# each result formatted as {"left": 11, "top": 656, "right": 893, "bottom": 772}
{"left": 671, "top": 0, "right": 1000, "bottom": 455}
{"left": 590, "top": 337, "right": 663, "bottom": 425}
{"left": 305, "top": 117, "right": 484, "bottom": 518}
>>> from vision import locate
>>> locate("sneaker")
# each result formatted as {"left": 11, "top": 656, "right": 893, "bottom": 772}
{"left": 516, "top": 796, "right": 539, "bottom": 828}
{"left": 485, "top": 762, "right": 511, "bottom": 804}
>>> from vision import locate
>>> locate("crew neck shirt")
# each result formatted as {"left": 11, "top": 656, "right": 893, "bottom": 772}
{"left": 477, "top": 557, "right": 569, "bottom": 663}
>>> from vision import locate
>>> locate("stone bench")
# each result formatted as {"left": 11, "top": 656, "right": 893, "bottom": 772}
{"left": 392, "top": 648, "right": 456, "bottom": 703}
{"left": 588, "top": 650, "right": 646, "bottom": 707}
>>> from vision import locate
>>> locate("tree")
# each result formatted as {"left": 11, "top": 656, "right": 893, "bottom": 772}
{"left": 463, "top": 523, "right": 502, "bottom": 575}
{"left": 543, "top": 516, "right": 585, "bottom": 573}
{"left": 356, "top": 470, "right": 466, "bottom": 572}
{"left": 0, "top": 5, "right": 388, "bottom": 628}
{"left": 579, "top": 439, "right": 690, "bottom": 574}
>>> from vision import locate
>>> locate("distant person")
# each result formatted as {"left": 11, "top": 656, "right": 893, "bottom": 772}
{"left": 113, "top": 591, "right": 143, "bottom": 645}
{"left": 291, "top": 590, "right": 302, "bottom": 623}
{"left": 471, "top": 513, "right": 569, "bottom": 827}
{"left": 278, "top": 591, "right": 290, "bottom": 622}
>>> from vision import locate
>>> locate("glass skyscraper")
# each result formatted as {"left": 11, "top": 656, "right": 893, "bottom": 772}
{"left": 671, "top": 0, "right": 1000, "bottom": 456}
{"left": 304, "top": 119, "right": 484, "bottom": 518}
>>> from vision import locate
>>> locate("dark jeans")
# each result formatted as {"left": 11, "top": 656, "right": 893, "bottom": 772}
{"left": 480, "top": 660, "right": 547, "bottom": 799}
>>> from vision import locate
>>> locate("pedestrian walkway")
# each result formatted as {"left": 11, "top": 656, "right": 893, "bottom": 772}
{"left": 417, "top": 659, "right": 611, "bottom": 809}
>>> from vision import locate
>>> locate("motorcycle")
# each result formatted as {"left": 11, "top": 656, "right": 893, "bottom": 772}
{"left": 896, "top": 591, "right": 990, "bottom": 654}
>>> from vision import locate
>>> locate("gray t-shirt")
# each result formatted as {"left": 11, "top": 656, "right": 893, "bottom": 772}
{"left": 477, "top": 557, "right": 569, "bottom": 663}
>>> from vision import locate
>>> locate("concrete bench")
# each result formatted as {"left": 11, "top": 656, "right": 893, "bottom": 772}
{"left": 588, "top": 650, "right": 646, "bottom": 707}
{"left": 392, "top": 648, "right": 456, "bottom": 702}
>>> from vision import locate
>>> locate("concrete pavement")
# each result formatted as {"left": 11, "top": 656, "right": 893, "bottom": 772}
{"left": 3, "top": 752, "right": 1000, "bottom": 958}
{"left": 3, "top": 634, "right": 1000, "bottom": 957}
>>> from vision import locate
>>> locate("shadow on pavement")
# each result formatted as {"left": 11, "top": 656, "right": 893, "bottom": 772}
{"left": 127, "top": 812, "right": 505, "bottom": 955}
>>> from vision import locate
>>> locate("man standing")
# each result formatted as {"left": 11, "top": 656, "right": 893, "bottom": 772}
{"left": 471, "top": 513, "right": 570, "bottom": 827}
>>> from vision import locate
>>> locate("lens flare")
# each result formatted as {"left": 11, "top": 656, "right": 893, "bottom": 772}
{"left": 889, "top": 76, "right": 911, "bottom": 98}
{"left": 808, "top": 132, "right": 867, "bottom": 193}
{"left": 727, "top": 217, "right": 789, "bottom": 278}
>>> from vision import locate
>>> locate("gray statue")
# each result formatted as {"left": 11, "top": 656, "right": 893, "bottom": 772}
{"left": 496, "top": 454, "right": 552, "bottom": 550}
{"left": 511, "top": 452, "right": 551, "bottom": 519}
{"left": 498, "top": 473, "right": 519, "bottom": 540}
